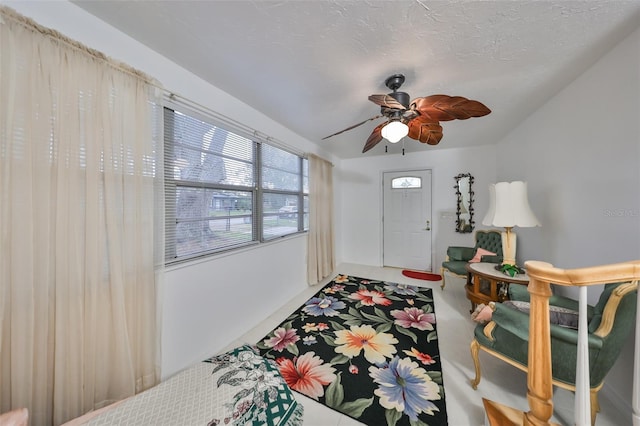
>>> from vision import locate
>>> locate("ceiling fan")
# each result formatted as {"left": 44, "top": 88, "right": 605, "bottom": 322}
{"left": 322, "top": 74, "right": 491, "bottom": 153}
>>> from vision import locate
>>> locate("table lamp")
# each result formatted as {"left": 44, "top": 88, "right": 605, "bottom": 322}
{"left": 482, "top": 181, "right": 540, "bottom": 265}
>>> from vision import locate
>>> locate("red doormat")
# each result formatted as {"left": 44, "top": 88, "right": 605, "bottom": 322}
{"left": 402, "top": 269, "right": 443, "bottom": 281}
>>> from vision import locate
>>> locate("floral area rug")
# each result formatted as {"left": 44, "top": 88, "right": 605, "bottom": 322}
{"left": 256, "top": 274, "right": 448, "bottom": 426}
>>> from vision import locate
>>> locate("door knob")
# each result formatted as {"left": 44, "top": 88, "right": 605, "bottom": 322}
{"left": 424, "top": 220, "right": 431, "bottom": 231}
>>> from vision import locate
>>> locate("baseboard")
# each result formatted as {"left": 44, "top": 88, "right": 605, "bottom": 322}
{"left": 601, "top": 381, "right": 633, "bottom": 419}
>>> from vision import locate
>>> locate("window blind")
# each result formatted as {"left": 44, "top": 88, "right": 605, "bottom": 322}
{"left": 164, "top": 106, "right": 308, "bottom": 263}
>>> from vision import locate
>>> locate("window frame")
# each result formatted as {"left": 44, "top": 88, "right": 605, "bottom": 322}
{"left": 164, "top": 104, "right": 308, "bottom": 265}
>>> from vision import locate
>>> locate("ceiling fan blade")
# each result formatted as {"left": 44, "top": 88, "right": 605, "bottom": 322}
{"left": 362, "top": 122, "right": 386, "bottom": 153}
{"left": 407, "top": 117, "right": 443, "bottom": 145}
{"left": 321, "top": 114, "right": 383, "bottom": 140}
{"left": 411, "top": 95, "right": 491, "bottom": 122}
{"left": 368, "top": 94, "right": 405, "bottom": 110}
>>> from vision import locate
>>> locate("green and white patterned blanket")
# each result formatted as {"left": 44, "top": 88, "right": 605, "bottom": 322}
{"left": 84, "top": 345, "right": 303, "bottom": 426}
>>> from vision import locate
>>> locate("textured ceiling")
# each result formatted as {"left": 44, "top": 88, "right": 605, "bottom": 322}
{"left": 72, "top": 0, "right": 640, "bottom": 159}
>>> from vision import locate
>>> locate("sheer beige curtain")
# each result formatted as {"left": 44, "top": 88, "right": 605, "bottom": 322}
{"left": 307, "top": 154, "right": 335, "bottom": 285}
{"left": 0, "top": 7, "right": 164, "bottom": 425}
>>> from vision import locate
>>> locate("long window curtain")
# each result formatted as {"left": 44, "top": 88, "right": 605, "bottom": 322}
{"left": 307, "top": 154, "right": 335, "bottom": 285}
{"left": 0, "top": 7, "right": 164, "bottom": 425}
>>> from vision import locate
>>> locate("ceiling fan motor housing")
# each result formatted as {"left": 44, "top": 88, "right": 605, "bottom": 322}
{"left": 388, "top": 91, "right": 409, "bottom": 109}
{"left": 384, "top": 74, "right": 410, "bottom": 109}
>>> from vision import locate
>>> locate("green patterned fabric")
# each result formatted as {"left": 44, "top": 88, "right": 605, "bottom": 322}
{"left": 85, "top": 345, "right": 303, "bottom": 426}
{"left": 204, "top": 345, "right": 303, "bottom": 426}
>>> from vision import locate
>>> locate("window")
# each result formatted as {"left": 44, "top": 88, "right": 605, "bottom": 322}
{"left": 164, "top": 106, "right": 308, "bottom": 263}
{"left": 261, "top": 144, "right": 309, "bottom": 240}
{"left": 391, "top": 176, "right": 422, "bottom": 189}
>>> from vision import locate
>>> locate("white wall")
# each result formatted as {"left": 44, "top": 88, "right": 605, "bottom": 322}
{"left": 496, "top": 25, "right": 640, "bottom": 270}
{"left": 495, "top": 26, "right": 640, "bottom": 415}
{"left": 2, "top": 0, "right": 337, "bottom": 378}
{"left": 337, "top": 145, "right": 497, "bottom": 271}
{"left": 161, "top": 236, "right": 307, "bottom": 377}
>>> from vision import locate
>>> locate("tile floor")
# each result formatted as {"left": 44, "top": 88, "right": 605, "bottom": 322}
{"left": 223, "top": 263, "right": 631, "bottom": 426}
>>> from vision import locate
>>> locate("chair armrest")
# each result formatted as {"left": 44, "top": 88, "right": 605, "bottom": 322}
{"left": 548, "top": 296, "right": 581, "bottom": 311}
{"left": 446, "top": 246, "right": 475, "bottom": 261}
{"left": 549, "top": 325, "right": 604, "bottom": 349}
{"left": 491, "top": 303, "right": 531, "bottom": 340}
{"left": 490, "top": 303, "right": 603, "bottom": 349}
{"left": 480, "top": 255, "right": 503, "bottom": 264}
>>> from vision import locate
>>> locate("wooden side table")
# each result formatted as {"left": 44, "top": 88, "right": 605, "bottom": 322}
{"left": 465, "top": 262, "right": 529, "bottom": 312}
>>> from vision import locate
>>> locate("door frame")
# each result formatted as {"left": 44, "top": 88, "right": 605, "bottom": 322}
{"left": 380, "top": 168, "right": 434, "bottom": 270}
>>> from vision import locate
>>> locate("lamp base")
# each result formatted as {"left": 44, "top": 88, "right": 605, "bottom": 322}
{"left": 501, "top": 229, "right": 517, "bottom": 265}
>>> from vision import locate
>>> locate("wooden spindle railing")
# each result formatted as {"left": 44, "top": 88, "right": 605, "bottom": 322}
{"left": 483, "top": 260, "right": 640, "bottom": 426}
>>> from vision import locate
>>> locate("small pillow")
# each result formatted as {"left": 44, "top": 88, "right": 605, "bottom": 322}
{"left": 505, "top": 300, "right": 579, "bottom": 329}
{"left": 469, "top": 247, "right": 497, "bottom": 263}
{"left": 549, "top": 305, "right": 580, "bottom": 329}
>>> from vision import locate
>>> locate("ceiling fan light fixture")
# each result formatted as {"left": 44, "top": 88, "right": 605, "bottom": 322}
{"left": 381, "top": 121, "right": 408, "bottom": 143}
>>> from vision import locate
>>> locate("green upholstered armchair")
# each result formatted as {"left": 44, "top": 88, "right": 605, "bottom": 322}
{"left": 470, "top": 281, "right": 638, "bottom": 425}
{"left": 440, "top": 230, "right": 503, "bottom": 289}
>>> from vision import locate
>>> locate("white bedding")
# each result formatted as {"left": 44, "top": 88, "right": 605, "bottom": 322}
{"left": 67, "top": 346, "right": 303, "bottom": 426}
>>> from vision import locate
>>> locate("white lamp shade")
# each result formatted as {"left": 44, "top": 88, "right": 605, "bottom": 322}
{"left": 381, "top": 121, "right": 409, "bottom": 143}
{"left": 482, "top": 181, "right": 540, "bottom": 228}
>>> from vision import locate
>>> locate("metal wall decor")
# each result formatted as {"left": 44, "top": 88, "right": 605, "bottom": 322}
{"left": 454, "top": 173, "right": 475, "bottom": 233}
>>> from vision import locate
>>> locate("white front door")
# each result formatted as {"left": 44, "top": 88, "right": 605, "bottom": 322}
{"left": 383, "top": 170, "right": 432, "bottom": 271}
